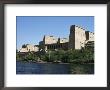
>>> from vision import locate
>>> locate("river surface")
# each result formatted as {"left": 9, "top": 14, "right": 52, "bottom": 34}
{"left": 16, "top": 61, "right": 94, "bottom": 74}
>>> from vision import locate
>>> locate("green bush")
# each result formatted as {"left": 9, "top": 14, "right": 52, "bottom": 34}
{"left": 16, "top": 48, "right": 94, "bottom": 64}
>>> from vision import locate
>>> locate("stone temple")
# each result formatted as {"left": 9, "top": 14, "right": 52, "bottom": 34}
{"left": 19, "top": 25, "right": 94, "bottom": 52}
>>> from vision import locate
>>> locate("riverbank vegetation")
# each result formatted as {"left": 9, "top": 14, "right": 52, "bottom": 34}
{"left": 16, "top": 48, "right": 94, "bottom": 64}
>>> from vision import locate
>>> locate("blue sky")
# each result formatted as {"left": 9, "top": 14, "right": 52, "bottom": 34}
{"left": 17, "top": 16, "right": 94, "bottom": 49}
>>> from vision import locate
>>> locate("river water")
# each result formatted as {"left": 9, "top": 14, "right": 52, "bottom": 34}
{"left": 16, "top": 61, "right": 94, "bottom": 74}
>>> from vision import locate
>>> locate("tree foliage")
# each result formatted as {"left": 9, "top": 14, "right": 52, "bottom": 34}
{"left": 22, "top": 44, "right": 26, "bottom": 48}
{"left": 17, "top": 48, "right": 94, "bottom": 64}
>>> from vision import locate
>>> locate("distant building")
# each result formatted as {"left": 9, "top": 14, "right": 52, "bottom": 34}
{"left": 19, "top": 44, "right": 39, "bottom": 52}
{"left": 39, "top": 36, "right": 69, "bottom": 51}
{"left": 69, "top": 25, "right": 86, "bottom": 49}
{"left": 43, "top": 35, "right": 58, "bottom": 44}
{"left": 58, "top": 38, "right": 69, "bottom": 43}
{"left": 69, "top": 25, "right": 94, "bottom": 49}
{"left": 85, "top": 31, "right": 94, "bottom": 41}
{"left": 19, "top": 25, "right": 94, "bottom": 52}
{"left": 19, "top": 48, "right": 28, "bottom": 52}
{"left": 85, "top": 41, "right": 94, "bottom": 50}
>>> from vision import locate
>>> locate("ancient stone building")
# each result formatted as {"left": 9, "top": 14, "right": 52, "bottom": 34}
{"left": 43, "top": 35, "right": 58, "bottom": 44}
{"left": 19, "top": 44, "right": 39, "bottom": 52}
{"left": 85, "top": 41, "right": 94, "bottom": 49}
{"left": 58, "top": 38, "right": 69, "bottom": 43}
{"left": 39, "top": 36, "right": 69, "bottom": 51}
{"left": 69, "top": 25, "right": 94, "bottom": 50}
{"left": 44, "top": 42, "right": 69, "bottom": 51}
{"left": 85, "top": 31, "right": 94, "bottom": 41}
{"left": 19, "top": 48, "right": 28, "bottom": 52}
{"left": 69, "top": 25, "right": 86, "bottom": 49}
{"left": 19, "top": 25, "right": 94, "bottom": 52}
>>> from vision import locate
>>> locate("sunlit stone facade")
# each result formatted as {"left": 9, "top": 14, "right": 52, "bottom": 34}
{"left": 69, "top": 25, "right": 94, "bottom": 49}
{"left": 19, "top": 44, "right": 39, "bottom": 52}
{"left": 19, "top": 25, "right": 94, "bottom": 52}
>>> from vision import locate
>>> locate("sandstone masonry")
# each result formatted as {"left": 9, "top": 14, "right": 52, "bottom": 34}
{"left": 19, "top": 25, "right": 94, "bottom": 52}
